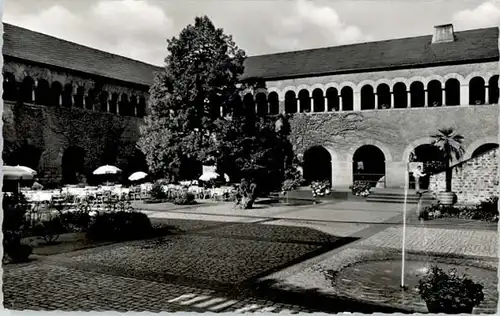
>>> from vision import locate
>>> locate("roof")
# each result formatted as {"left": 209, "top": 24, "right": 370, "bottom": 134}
{"left": 242, "top": 27, "right": 500, "bottom": 81}
{"left": 2, "top": 23, "right": 163, "bottom": 86}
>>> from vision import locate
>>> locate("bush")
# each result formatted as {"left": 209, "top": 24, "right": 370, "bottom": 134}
{"left": 31, "top": 216, "right": 66, "bottom": 245}
{"left": 311, "top": 180, "right": 331, "bottom": 197}
{"left": 420, "top": 196, "right": 498, "bottom": 222}
{"left": 86, "top": 211, "right": 153, "bottom": 242}
{"left": 173, "top": 191, "right": 196, "bottom": 205}
{"left": 350, "top": 181, "right": 371, "bottom": 197}
{"left": 475, "top": 196, "right": 498, "bottom": 222}
{"left": 149, "top": 182, "right": 167, "bottom": 200}
{"left": 417, "top": 265, "right": 484, "bottom": 313}
{"left": 281, "top": 167, "right": 303, "bottom": 193}
{"left": 235, "top": 179, "right": 258, "bottom": 209}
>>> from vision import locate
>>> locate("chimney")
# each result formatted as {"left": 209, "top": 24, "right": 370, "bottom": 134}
{"left": 432, "top": 24, "right": 455, "bottom": 43}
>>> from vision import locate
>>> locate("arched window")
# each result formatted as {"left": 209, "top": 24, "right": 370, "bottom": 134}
{"left": 62, "top": 84, "right": 73, "bottom": 107}
{"left": 298, "top": 89, "right": 311, "bottom": 113}
{"left": 86, "top": 88, "right": 96, "bottom": 110}
{"left": 341, "top": 86, "right": 353, "bottom": 111}
{"left": 376, "top": 84, "right": 391, "bottom": 109}
{"left": 445, "top": 79, "right": 460, "bottom": 106}
{"left": 138, "top": 96, "right": 146, "bottom": 117}
{"left": 469, "top": 77, "right": 485, "bottom": 105}
{"left": 20, "top": 76, "right": 35, "bottom": 103}
{"left": 284, "top": 91, "right": 297, "bottom": 114}
{"left": 312, "top": 89, "right": 324, "bottom": 112}
{"left": 50, "top": 81, "right": 62, "bottom": 106}
{"left": 75, "top": 86, "right": 84, "bottom": 108}
{"left": 130, "top": 96, "right": 138, "bottom": 116}
{"left": 243, "top": 93, "right": 255, "bottom": 115}
{"left": 427, "top": 80, "right": 442, "bottom": 107}
{"left": 326, "top": 87, "right": 339, "bottom": 111}
{"left": 360, "top": 85, "right": 375, "bottom": 110}
{"left": 3, "top": 72, "right": 17, "bottom": 101}
{"left": 230, "top": 94, "right": 243, "bottom": 117}
{"left": 410, "top": 81, "right": 425, "bottom": 107}
{"left": 268, "top": 92, "right": 279, "bottom": 115}
{"left": 109, "top": 93, "right": 119, "bottom": 114}
{"left": 255, "top": 92, "right": 268, "bottom": 116}
{"left": 99, "top": 91, "right": 109, "bottom": 112}
{"left": 393, "top": 82, "right": 407, "bottom": 108}
{"left": 119, "top": 93, "right": 129, "bottom": 116}
{"left": 35, "top": 79, "right": 50, "bottom": 105}
{"left": 488, "top": 75, "right": 499, "bottom": 104}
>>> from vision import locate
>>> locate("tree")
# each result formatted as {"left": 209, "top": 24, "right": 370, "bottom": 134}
{"left": 138, "top": 16, "right": 246, "bottom": 181}
{"left": 431, "top": 128, "right": 465, "bottom": 192}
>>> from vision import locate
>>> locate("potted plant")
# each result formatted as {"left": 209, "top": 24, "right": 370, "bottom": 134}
{"left": 431, "top": 128, "right": 465, "bottom": 205}
{"left": 417, "top": 265, "right": 484, "bottom": 314}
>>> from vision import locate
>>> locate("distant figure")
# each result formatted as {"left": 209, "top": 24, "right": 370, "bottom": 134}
{"left": 413, "top": 165, "right": 426, "bottom": 193}
{"left": 357, "top": 161, "right": 364, "bottom": 171}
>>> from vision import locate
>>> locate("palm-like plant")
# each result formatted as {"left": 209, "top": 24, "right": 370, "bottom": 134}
{"left": 431, "top": 128, "right": 465, "bottom": 192}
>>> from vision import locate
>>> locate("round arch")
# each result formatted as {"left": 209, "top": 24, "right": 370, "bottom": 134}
{"left": 303, "top": 146, "right": 332, "bottom": 185}
{"left": 464, "top": 136, "right": 499, "bottom": 160}
{"left": 471, "top": 143, "right": 498, "bottom": 158}
{"left": 352, "top": 145, "right": 386, "bottom": 188}
{"left": 401, "top": 137, "right": 435, "bottom": 163}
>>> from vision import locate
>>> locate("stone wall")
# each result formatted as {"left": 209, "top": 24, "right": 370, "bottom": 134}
{"left": 3, "top": 101, "right": 144, "bottom": 186}
{"left": 429, "top": 147, "right": 499, "bottom": 204}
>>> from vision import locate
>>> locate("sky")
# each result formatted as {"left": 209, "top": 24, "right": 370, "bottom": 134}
{"left": 3, "top": 0, "right": 500, "bottom": 66}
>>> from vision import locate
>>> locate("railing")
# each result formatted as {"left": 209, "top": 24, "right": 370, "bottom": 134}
{"left": 353, "top": 173, "right": 386, "bottom": 188}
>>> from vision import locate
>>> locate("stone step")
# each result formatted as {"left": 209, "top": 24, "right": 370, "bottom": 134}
{"left": 366, "top": 198, "right": 421, "bottom": 204}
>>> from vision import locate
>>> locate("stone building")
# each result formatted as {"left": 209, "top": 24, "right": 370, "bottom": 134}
{"left": 2, "top": 23, "right": 499, "bottom": 190}
{"left": 240, "top": 24, "right": 499, "bottom": 190}
{"left": 2, "top": 23, "right": 161, "bottom": 186}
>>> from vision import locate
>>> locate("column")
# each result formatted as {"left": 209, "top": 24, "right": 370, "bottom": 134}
{"left": 407, "top": 90, "right": 411, "bottom": 107}
{"left": 441, "top": 89, "right": 446, "bottom": 106}
{"left": 338, "top": 96, "right": 343, "bottom": 112}
{"left": 324, "top": 97, "right": 328, "bottom": 112}
{"left": 460, "top": 85, "right": 469, "bottom": 105}
{"left": 375, "top": 93, "right": 379, "bottom": 109}
{"left": 310, "top": 97, "right": 313, "bottom": 113}
{"left": 296, "top": 98, "right": 300, "bottom": 113}
{"left": 391, "top": 92, "right": 395, "bottom": 108}
{"left": 107, "top": 95, "right": 111, "bottom": 112}
{"left": 331, "top": 159, "right": 353, "bottom": 191}
{"left": 353, "top": 91, "right": 361, "bottom": 111}
{"left": 279, "top": 99, "right": 285, "bottom": 114}
{"left": 58, "top": 95, "right": 62, "bottom": 107}
{"left": 424, "top": 90, "right": 428, "bottom": 107}
{"left": 33, "top": 80, "right": 37, "bottom": 103}
{"left": 485, "top": 86, "right": 489, "bottom": 104}
{"left": 385, "top": 161, "right": 407, "bottom": 188}
{"left": 82, "top": 94, "right": 87, "bottom": 109}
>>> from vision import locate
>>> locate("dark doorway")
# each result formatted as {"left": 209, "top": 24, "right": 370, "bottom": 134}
{"left": 303, "top": 146, "right": 332, "bottom": 185}
{"left": 62, "top": 146, "right": 86, "bottom": 184}
{"left": 353, "top": 145, "right": 386, "bottom": 188}
{"left": 409, "top": 144, "right": 446, "bottom": 189}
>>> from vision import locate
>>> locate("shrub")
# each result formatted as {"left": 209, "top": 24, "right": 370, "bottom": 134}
{"left": 350, "top": 181, "right": 371, "bottom": 196}
{"left": 3, "top": 194, "right": 33, "bottom": 262}
{"left": 281, "top": 167, "right": 303, "bottom": 193}
{"left": 31, "top": 216, "right": 66, "bottom": 245}
{"left": 173, "top": 191, "right": 196, "bottom": 205}
{"left": 235, "top": 179, "right": 258, "bottom": 209}
{"left": 311, "top": 180, "right": 331, "bottom": 197}
{"left": 86, "top": 211, "right": 153, "bottom": 241}
{"left": 59, "top": 211, "right": 92, "bottom": 232}
{"left": 417, "top": 265, "right": 484, "bottom": 313}
{"left": 475, "top": 196, "right": 498, "bottom": 222}
{"left": 149, "top": 182, "right": 167, "bottom": 200}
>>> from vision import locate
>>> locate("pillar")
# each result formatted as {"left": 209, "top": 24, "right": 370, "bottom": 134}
{"left": 58, "top": 95, "right": 62, "bottom": 107}
{"left": 32, "top": 80, "right": 37, "bottom": 103}
{"left": 407, "top": 90, "right": 411, "bottom": 107}
{"left": 82, "top": 94, "right": 86, "bottom": 109}
{"left": 107, "top": 95, "right": 111, "bottom": 112}
{"left": 485, "top": 86, "right": 489, "bottom": 104}
{"left": 296, "top": 98, "right": 301, "bottom": 113}
{"left": 460, "top": 84, "right": 469, "bottom": 105}
{"left": 441, "top": 89, "right": 446, "bottom": 106}
{"left": 331, "top": 160, "right": 353, "bottom": 190}
{"left": 324, "top": 97, "right": 328, "bottom": 112}
{"left": 354, "top": 91, "right": 361, "bottom": 111}
{"left": 375, "top": 93, "right": 379, "bottom": 109}
{"left": 424, "top": 90, "right": 428, "bottom": 107}
{"left": 385, "top": 161, "right": 407, "bottom": 188}
{"left": 338, "top": 96, "right": 343, "bottom": 111}
{"left": 279, "top": 99, "right": 285, "bottom": 114}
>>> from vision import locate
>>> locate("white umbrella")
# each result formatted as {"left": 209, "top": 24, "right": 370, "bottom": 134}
{"left": 128, "top": 171, "right": 148, "bottom": 181}
{"left": 93, "top": 165, "right": 122, "bottom": 175}
{"left": 16, "top": 165, "right": 37, "bottom": 175}
{"left": 3, "top": 165, "right": 35, "bottom": 181}
{"left": 199, "top": 171, "right": 219, "bottom": 181}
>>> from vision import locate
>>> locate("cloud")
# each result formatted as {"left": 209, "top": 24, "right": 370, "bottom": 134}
{"left": 265, "top": 0, "right": 372, "bottom": 52}
{"left": 452, "top": 1, "right": 500, "bottom": 30}
{"left": 3, "top": 0, "right": 173, "bottom": 65}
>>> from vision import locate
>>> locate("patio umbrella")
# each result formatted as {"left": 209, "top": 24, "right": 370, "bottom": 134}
{"left": 3, "top": 165, "right": 35, "bottom": 181}
{"left": 15, "top": 165, "right": 37, "bottom": 175}
{"left": 93, "top": 165, "right": 122, "bottom": 175}
{"left": 128, "top": 171, "right": 148, "bottom": 181}
{"left": 199, "top": 171, "right": 219, "bottom": 181}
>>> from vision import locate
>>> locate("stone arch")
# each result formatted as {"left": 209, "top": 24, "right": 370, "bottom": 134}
{"left": 20, "top": 76, "right": 35, "bottom": 103}
{"left": 464, "top": 136, "right": 499, "bottom": 160}
{"left": 296, "top": 84, "right": 311, "bottom": 94}
{"left": 443, "top": 73, "right": 466, "bottom": 85}
{"left": 75, "top": 86, "right": 85, "bottom": 108}
{"left": 138, "top": 96, "right": 146, "bottom": 117}
{"left": 62, "top": 83, "right": 73, "bottom": 107}
{"left": 464, "top": 72, "right": 491, "bottom": 83}
{"left": 408, "top": 142, "right": 447, "bottom": 189}
{"left": 86, "top": 88, "right": 97, "bottom": 110}
{"left": 243, "top": 92, "right": 255, "bottom": 115}
{"left": 303, "top": 145, "right": 332, "bottom": 185}
{"left": 298, "top": 89, "right": 311, "bottom": 113}
{"left": 488, "top": 75, "right": 499, "bottom": 104}
{"left": 391, "top": 77, "right": 410, "bottom": 87}
{"left": 324, "top": 82, "right": 340, "bottom": 91}
{"left": 469, "top": 76, "right": 486, "bottom": 105}
{"left": 352, "top": 144, "right": 387, "bottom": 188}
{"left": 283, "top": 86, "right": 298, "bottom": 95}
{"left": 410, "top": 81, "right": 425, "bottom": 107}
{"left": 340, "top": 86, "right": 354, "bottom": 111}
{"left": 401, "top": 137, "right": 435, "bottom": 163}
{"left": 375, "top": 78, "right": 392, "bottom": 87}
{"left": 470, "top": 143, "right": 499, "bottom": 158}
{"left": 284, "top": 90, "right": 297, "bottom": 114}
{"left": 310, "top": 83, "right": 326, "bottom": 92}
{"left": 119, "top": 93, "right": 130, "bottom": 116}
{"left": 35, "top": 79, "right": 50, "bottom": 105}
{"left": 423, "top": 75, "right": 445, "bottom": 86}
{"left": 267, "top": 87, "right": 280, "bottom": 94}
{"left": 360, "top": 85, "right": 375, "bottom": 110}
{"left": 326, "top": 87, "right": 339, "bottom": 111}
{"left": 3, "top": 72, "right": 17, "bottom": 101}
{"left": 376, "top": 83, "right": 391, "bottom": 109}
{"left": 255, "top": 92, "right": 268, "bottom": 116}
{"left": 50, "top": 81, "right": 62, "bottom": 106}
{"left": 99, "top": 91, "right": 109, "bottom": 112}
{"left": 312, "top": 88, "right": 325, "bottom": 112}
{"left": 109, "top": 92, "right": 119, "bottom": 114}
{"left": 445, "top": 78, "right": 460, "bottom": 106}
{"left": 393, "top": 82, "right": 407, "bottom": 108}
{"left": 268, "top": 92, "right": 279, "bottom": 115}
{"left": 427, "top": 80, "right": 442, "bottom": 107}
{"left": 62, "top": 146, "right": 86, "bottom": 184}
{"left": 357, "top": 80, "right": 377, "bottom": 91}
{"left": 339, "top": 81, "right": 357, "bottom": 91}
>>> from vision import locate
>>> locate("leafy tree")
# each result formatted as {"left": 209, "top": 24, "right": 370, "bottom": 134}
{"left": 138, "top": 16, "right": 246, "bottom": 181}
{"left": 431, "top": 128, "right": 465, "bottom": 192}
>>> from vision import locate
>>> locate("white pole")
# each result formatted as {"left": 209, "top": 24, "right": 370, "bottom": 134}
{"left": 400, "top": 165, "right": 409, "bottom": 289}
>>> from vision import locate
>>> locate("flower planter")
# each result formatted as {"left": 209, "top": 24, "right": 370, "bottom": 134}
{"left": 426, "top": 302, "right": 474, "bottom": 314}
{"left": 438, "top": 191, "right": 456, "bottom": 205}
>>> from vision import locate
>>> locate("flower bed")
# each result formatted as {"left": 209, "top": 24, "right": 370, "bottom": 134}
{"left": 350, "top": 180, "right": 371, "bottom": 197}
{"left": 311, "top": 180, "right": 331, "bottom": 197}
{"left": 419, "top": 196, "right": 498, "bottom": 222}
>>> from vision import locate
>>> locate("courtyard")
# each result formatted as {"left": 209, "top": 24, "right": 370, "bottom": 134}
{"left": 3, "top": 198, "right": 497, "bottom": 313}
